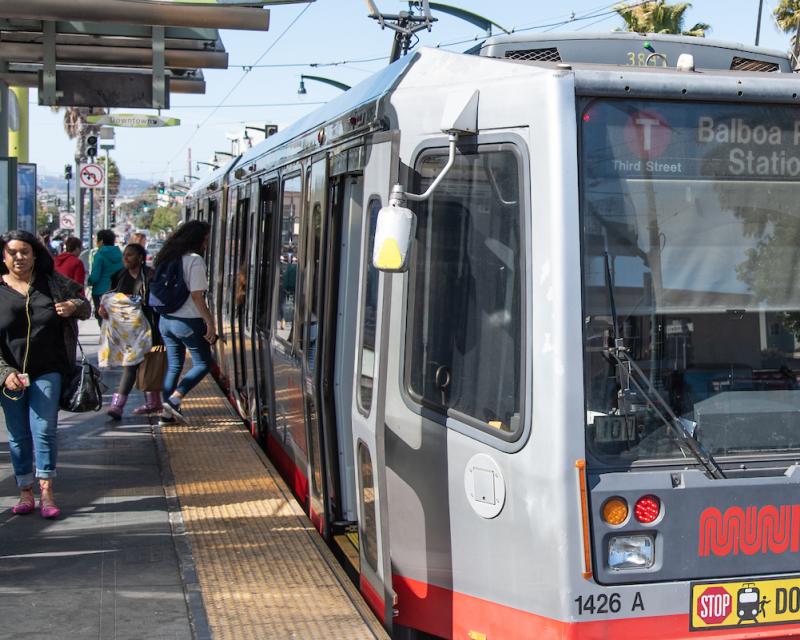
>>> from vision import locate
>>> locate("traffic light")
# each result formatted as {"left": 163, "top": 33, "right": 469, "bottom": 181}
{"left": 85, "top": 134, "right": 98, "bottom": 158}
{"left": 64, "top": 164, "right": 72, "bottom": 180}
{"left": 157, "top": 181, "right": 166, "bottom": 194}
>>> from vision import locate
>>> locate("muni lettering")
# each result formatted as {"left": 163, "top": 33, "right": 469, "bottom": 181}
{"left": 698, "top": 505, "right": 800, "bottom": 557}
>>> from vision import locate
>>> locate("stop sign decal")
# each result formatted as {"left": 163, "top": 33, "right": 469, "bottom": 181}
{"left": 696, "top": 586, "right": 732, "bottom": 625}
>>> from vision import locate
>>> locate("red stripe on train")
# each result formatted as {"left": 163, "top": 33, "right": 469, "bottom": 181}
{"left": 265, "top": 432, "right": 309, "bottom": 509}
{"left": 360, "top": 575, "right": 385, "bottom": 624}
{"left": 393, "top": 574, "right": 800, "bottom": 639}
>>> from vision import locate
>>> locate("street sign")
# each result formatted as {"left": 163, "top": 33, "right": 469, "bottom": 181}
{"left": 79, "top": 163, "right": 105, "bottom": 189}
{"left": 86, "top": 114, "right": 180, "bottom": 128}
{"left": 59, "top": 212, "right": 76, "bottom": 230}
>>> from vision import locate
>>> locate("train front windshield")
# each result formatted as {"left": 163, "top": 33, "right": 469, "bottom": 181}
{"left": 580, "top": 99, "right": 800, "bottom": 464}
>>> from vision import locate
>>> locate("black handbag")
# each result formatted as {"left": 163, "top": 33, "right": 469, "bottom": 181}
{"left": 60, "top": 342, "right": 105, "bottom": 412}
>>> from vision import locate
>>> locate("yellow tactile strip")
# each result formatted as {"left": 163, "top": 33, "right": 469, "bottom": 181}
{"left": 159, "top": 378, "right": 387, "bottom": 640}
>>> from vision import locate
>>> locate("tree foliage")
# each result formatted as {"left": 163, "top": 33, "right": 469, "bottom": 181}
{"left": 150, "top": 206, "right": 180, "bottom": 233}
{"left": 50, "top": 106, "right": 108, "bottom": 163}
{"left": 773, "top": 0, "right": 800, "bottom": 60}
{"left": 614, "top": 1, "right": 710, "bottom": 36}
{"left": 95, "top": 155, "right": 121, "bottom": 213}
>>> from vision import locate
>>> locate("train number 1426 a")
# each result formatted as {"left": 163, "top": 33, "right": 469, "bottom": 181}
{"left": 574, "top": 592, "right": 645, "bottom": 615}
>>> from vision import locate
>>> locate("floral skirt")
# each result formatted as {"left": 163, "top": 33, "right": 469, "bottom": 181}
{"left": 98, "top": 293, "right": 153, "bottom": 368}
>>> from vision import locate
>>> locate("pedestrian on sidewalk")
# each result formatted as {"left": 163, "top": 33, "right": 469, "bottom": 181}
{"left": 54, "top": 237, "right": 86, "bottom": 292}
{"left": 149, "top": 220, "right": 216, "bottom": 425}
{"left": 99, "top": 243, "right": 162, "bottom": 419}
{"left": 87, "top": 229, "right": 123, "bottom": 325}
{"left": 0, "top": 230, "right": 91, "bottom": 519}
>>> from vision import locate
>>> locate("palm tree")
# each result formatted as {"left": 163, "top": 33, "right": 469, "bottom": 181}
{"left": 52, "top": 106, "right": 108, "bottom": 161}
{"left": 774, "top": 0, "right": 800, "bottom": 64}
{"left": 615, "top": 1, "right": 710, "bottom": 36}
{"left": 59, "top": 106, "right": 83, "bottom": 140}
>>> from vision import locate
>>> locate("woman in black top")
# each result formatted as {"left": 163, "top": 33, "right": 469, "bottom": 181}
{"left": 0, "top": 230, "right": 90, "bottom": 518}
{"left": 100, "top": 243, "right": 161, "bottom": 418}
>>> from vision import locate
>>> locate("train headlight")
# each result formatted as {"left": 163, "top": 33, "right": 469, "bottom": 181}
{"left": 608, "top": 534, "right": 654, "bottom": 570}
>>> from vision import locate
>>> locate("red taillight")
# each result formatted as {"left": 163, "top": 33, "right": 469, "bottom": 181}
{"left": 634, "top": 495, "right": 661, "bottom": 524}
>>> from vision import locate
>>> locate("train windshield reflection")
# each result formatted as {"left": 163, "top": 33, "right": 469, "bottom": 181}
{"left": 581, "top": 99, "right": 800, "bottom": 463}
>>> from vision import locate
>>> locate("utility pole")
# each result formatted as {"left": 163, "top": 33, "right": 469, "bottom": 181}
{"left": 755, "top": 0, "right": 764, "bottom": 45}
{"left": 100, "top": 126, "right": 115, "bottom": 229}
{"left": 89, "top": 189, "right": 94, "bottom": 240}
{"left": 103, "top": 153, "right": 109, "bottom": 228}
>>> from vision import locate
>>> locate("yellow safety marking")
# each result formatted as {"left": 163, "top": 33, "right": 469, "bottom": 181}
{"left": 375, "top": 238, "right": 403, "bottom": 270}
{"left": 691, "top": 576, "right": 800, "bottom": 630}
{"left": 158, "top": 377, "right": 387, "bottom": 640}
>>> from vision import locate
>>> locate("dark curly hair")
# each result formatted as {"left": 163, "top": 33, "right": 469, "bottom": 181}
{"left": 123, "top": 243, "right": 147, "bottom": 262}
{"left": 154, "top": 220, "right": 210, "bottom": 268}
{"left": 0, "top": 230, "right": 54, "bottom": 275}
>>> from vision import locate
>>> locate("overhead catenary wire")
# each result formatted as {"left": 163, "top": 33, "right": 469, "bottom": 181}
{"left": 165, "top": 1, "right": 653, "bottom": 172}
{"left": 224, "top": 1, "right": 651, "bottom": 70}
{"left": 170, "top": 101, "right": 327, "bottom": 109}
{"left": 432, "top": 0, "right": 653, "bottom": 48}
{"left": 167, "top": 2, "right": 314, "bottom": 166}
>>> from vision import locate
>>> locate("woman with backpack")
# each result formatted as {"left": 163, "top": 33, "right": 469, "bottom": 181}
{"left": 149, "top": 221, "right": 216, "bottom": 424}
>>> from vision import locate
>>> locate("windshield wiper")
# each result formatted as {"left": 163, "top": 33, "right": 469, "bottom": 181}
{"left": 602, "top": 252, "right": 726, "bottom": 480}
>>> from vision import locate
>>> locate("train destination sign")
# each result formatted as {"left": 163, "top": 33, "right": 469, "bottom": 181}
{"left": 86, "top": 114, "right": 181, "bottom": 128}
{"left": 582, "top": 101, "right": 800, "bottom": 181}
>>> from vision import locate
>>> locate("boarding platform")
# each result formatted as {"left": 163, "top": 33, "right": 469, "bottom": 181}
{"left": 0, "top": 319, "right": 387, "bottom": 640}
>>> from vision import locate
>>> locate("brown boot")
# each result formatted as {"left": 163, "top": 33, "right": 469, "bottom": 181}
{"left": 38, "top": 479, "right": 61, "bottom": 519}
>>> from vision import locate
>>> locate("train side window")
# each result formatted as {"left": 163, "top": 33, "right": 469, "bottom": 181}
{"left": 357, "top": 441, "right": 378, "bottom": 572}
{"left": 277, "top": 175, "right": 302, "bottom": 342}
{"left": 234, "top": 197, "right": 250, "bottom": 313}
{"left": 255, "top": 181, "right": 278, "bottom": 332}
{"left": 406, "top": 146, "right": 523, "bottom": 437}
{"left": 357, "top": 197, "right": 381, "bottom": 414}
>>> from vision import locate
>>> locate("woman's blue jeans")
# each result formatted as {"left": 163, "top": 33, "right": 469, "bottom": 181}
{"left": 159, "top": 315, "right": 212, "bottom": 402}
{"left": 1, "top": 372, "right": 62, "bottom": 488}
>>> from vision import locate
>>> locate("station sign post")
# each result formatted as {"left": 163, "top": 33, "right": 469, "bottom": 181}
{"left": 0, "top": 157, "right": 18, "bottom": 233}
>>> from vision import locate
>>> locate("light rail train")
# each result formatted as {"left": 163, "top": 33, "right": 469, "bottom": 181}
{"left": 185, "top": 32, "right": 800, "bottom": 638}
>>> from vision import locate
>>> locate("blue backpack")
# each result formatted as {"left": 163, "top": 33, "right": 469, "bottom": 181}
{"left": 148, "top": 258, "right": 190, "bottom": 314}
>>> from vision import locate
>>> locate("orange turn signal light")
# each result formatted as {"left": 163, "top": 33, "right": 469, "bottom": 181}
{"left": 602, "top": 497, "right": 629, "bottom": 525}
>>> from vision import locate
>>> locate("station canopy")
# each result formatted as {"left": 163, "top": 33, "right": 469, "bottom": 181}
{"left": 0, "top": 1, "right": 310, "bottom": 108}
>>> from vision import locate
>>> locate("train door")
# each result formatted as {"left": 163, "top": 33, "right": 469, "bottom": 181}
{"left": 239, "top": 182, "right": 259, "bottom": 428}
{"left": 207, "top": 196, "right": 227, "bottom": 375}
{"left": 268, "top": 174, "right": 309, "bottom": 503}
{"left": 350, "top": 133, "right": 398, "bottom": 625}
{"left": 252, "top": 178, "right": 278, "bottom": 443}
{"left": 232, "top": 189, "right": 251, "bottom": 406}
{"left": 326, "top": 160, "right": 363, "bottom": 574}
{"left": 219, "top": 188, "right": 238, "bottom": 390}
{"left": 302, "top": 156, "right": 330, "bottom": 534}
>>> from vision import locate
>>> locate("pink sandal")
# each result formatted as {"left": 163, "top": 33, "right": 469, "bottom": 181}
{"left": 38, "top": 479, "right": 61, "bottom": 519}
{"left": 11, "top": 487, "right": 35, "bottom": 515}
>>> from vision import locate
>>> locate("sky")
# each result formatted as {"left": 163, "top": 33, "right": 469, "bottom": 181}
{"left": 26, "top": 0, "right": 799, "bottom": 185}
